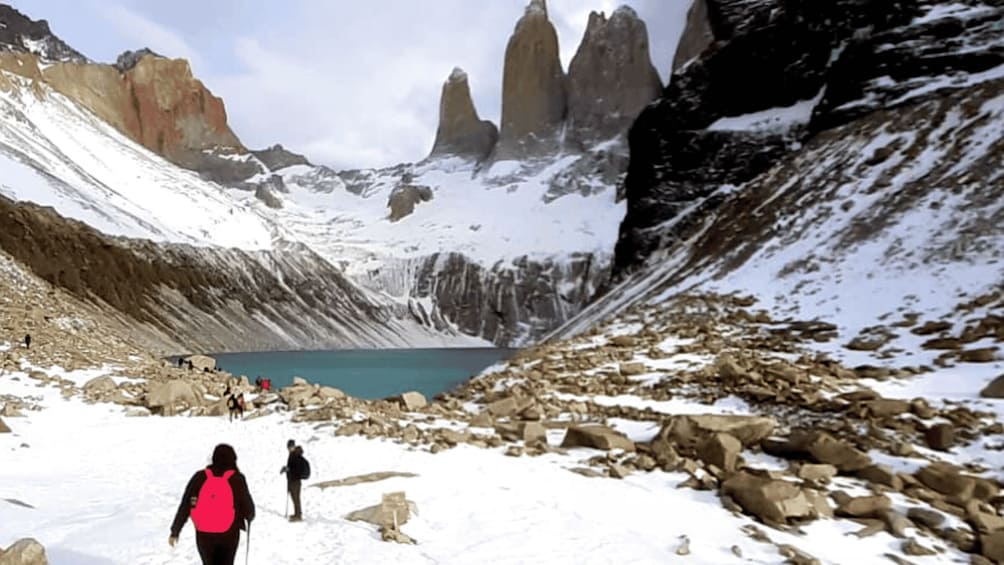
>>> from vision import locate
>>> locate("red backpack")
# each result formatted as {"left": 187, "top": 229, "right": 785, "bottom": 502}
{"left": 190, "top": 469, "right": 236, "bottom": 533}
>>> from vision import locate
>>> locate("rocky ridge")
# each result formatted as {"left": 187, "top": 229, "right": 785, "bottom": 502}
{"left": 616, "top": 0, "right": 1004, "bottom": 275}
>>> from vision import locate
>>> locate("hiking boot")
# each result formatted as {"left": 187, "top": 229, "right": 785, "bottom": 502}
{"left": 288, "top": 515, "right": 303, "bottom": 522}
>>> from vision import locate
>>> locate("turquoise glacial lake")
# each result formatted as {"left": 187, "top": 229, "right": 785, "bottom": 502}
{"left": 204, "top": 348, "right": 516, "bottom": 400}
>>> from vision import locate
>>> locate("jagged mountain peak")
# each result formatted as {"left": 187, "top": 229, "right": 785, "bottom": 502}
{"left": 524, "top": 0, "right": 548, "bottom": 18}
{"left": 428, "top": 66, "right": 497, "bottom": 162}
{"left": 0, "top": 3, "right": 87, "bottom": 63}
{"left": 567, "top": 3, "right": 662, "bottom": 146}
{"left": 113, "top": 48, "right": 165, "bottom": 72}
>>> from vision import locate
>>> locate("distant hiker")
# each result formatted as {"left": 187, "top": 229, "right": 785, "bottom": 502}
{"left": 178, "top": 357, "right": 185, "bottom": 368}
{"left": 237, "top": 394, "right": 246, "bottom": 419}
{"left": 254, "top": 377, "right": 262, "bottom": 391}
{"left": 280, "top": 439, "right": 310, "bottom": 522}
{"left": 187, "top": 360, "right": 194, "bottom": 371}
{"left": 261, "top": 379, "right": 271, "bottom": 392}
{"left": 170, "top": 444, "right": 255, "bottom": 565}
{"left": 23, "top": 334, "right": 31, "bottom": 350}
{"left": 227, "top": 394, "right": 240, "bottom": 422}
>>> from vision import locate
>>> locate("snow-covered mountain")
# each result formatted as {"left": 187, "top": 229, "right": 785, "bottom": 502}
{"left": 0, "top": 61, "right": 487, "bottom": 352}
{"left": 557, "top": 0, "right": 1004, "bottom": 341}
{"left": 0, "top": 0, "right": 666, "bottom": 350}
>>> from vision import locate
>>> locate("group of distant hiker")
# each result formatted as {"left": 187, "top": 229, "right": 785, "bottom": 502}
{"left": 254, "top": 376, "right": 272, "bottom": 392}
{"left": 170, "top": 439, "right": 311, "bottom": 564}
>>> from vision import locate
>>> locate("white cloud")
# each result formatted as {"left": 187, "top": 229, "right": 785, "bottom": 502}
{"left": 99, "top": 4, "right": 203, "bottom": 70}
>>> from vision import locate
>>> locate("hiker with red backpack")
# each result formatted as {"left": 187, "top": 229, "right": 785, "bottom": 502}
{"left": 170, "top": 444, "right": 255, "bottom": 565}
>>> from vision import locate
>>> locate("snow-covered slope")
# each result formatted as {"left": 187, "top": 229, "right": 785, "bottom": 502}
{"left": 558, "top": 77, "right": 1004, "bottom": 343}
{"left": 0, "top": 70, "right": 485, "bottom": 352}
{"left": 249, "top": 146, "right": 626, "bottom": 346}
{"left": 0, "top": 73, "right": 272, "bottom": 249}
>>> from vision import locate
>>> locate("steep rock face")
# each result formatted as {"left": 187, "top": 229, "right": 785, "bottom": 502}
{"left": 0, "top": 4, "right": 86, "bottom": 63}
{"left": 363, "top": 252, "right": 608, "bottom": 346}
{"left": 0, "top": 195, "right": 454, "bottom": 352}
{"left": 671, "top": 0, "right": 714, "bottom": 71}
{"left": 567, "top": 7, "right": 662, "bottom": 147}
{"left": 428, "top": 68, "right": 498, "bottom": 162}
{"left": 41, "top": 53, "right": 248, "bottom": 181}
{"left": 497, "top": 0, "right": 567, "bottom": 160}
{"left": 613, "top": 0, "right": 990, "bottom": 275}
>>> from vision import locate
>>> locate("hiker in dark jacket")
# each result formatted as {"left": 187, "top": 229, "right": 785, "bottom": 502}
{"left": 280, "top": 439, "right": 308, "bottom": 521}
{"left": 170, "top": 444, "right": 255, "bottom": 565}
{"left": 24, "top": 334, "right": 30, "bottom": 350}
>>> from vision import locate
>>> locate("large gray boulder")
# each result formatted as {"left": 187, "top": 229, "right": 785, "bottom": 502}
{"left": 346, "top": 492, "right": 415, "bottom": 528}
{"left": 560, "top": 424, "right": 635, "bottom": 452}
{"left": 146, "top": 380, "right": 201, "bottom": 416}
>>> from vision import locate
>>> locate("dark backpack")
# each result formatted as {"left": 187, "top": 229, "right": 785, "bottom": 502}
{"left": 190, "top": 470, "right": 235, "bottom": 533}
{"left": 301, "top": 458, "right": 311, "bottom": 480}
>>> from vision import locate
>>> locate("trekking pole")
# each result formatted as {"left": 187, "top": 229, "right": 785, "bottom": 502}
{"left": 284, "top": 487, "right": 289, "bottom": 518}
{"left": 246, "top": 519, "right": 251, "bottom": 565}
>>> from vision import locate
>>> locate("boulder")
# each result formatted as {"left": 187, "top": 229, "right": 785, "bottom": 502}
{"left": 698, "top": 432, "right": 742, "bottom": 472}
{"left": 346, "top": 492, "right": 415, "bottom": 529}
{"left": 82, "top": 376, "right": 117, "bottom": 396}
{"left": 722, "top": 472, "right": 813, "bottom": 524}
{"left": 609, "top": 335, "right": 638, "bottom": 347}
{"left": 967, "top": 500, "right": 1004, "bottom": 534}
{"left": 960, "top": 348, "right": 998, "bottom": 363}
{"left": 806, "top": 433, "right": 872, "bottom": 472}
{"left": 834, "top": 494, "right": 891, "bottom": 518}
{"left": 797, "top": 464, "right": 838, "bottom": 483}
{"left": 915, "top": 463, "right": 975, "bottom": 499}
{"left": 924, "top": 423, "right": 955, "bottom": 451}
{"left": 292, "top": 376, "right": 309, "bottom": 386}
{"left": 0, "top": 538, "right": 47, "bottom": 565}
{"left": 0, "top": 417, "right": 10, "bottom": 434}
{"left": 982, "top": 531, "right": 1004, "bottom": 563}
{"left": 856, "top": 464, "right": 903, "bottom": 491}
{"left": 184, "top": 355, "right": 216, "bottom": 372}
{"left": 146, "top": 380, "right": 201, "bottom": 416}
{"left": 906, "top": 507, "right": 945, "bottom": 529}
{"left": 864, "top": 398, "right": 911, "bottom": 418}
{"left": 662, "top": 414, "right": 777, "bottom": 448}
{"left": 470, "top": 412, "right": 493, "bottom": 428}
{"left": 318, "top": 387, "right": 346, "bottom": 401}
{"left": 980, "top": 374, "right": 1004, "bottom": 398}
{"left": 618, "top": 362, "right": 647, "bottom": 376}
{"left": 520, "top": 422, "right": 548, "bottom": 446}
{"left": 560, "top": 425, "right": 635, "bottom": 452}
{"left": 399, "top": 391, "right": 427, "bottom": 411}
{"left": 487, "top": 396, "right": 523, "bottom": 418}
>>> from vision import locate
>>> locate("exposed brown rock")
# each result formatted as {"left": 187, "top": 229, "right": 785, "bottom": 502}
{"left": 0, "top": 538, "right": 47, "bottom": 565}
{"left": 39, "top": 53, "right": 246, "bottom": 178}
{"left": 387, "top": 184, "right": 433, "bottom": 222}
{"left": 566, "top": 6, "right": 662, "bottom": 145}
{"left": 983, "top": 531, "right": 1004, "bottom": 563}
{"left": 834, "top": 494, "right": 891, "bottom": 518}
{"left": 560, "top": 424, "right": 635, "bottom": 452}
{"left": 698, "top": 432, "right": 741, "bottom": 472}
{"left": 672, "top": 0, "right": 714, "bottom": 72}
{"left": 960, "top": 347, "right": 999, "bottom": 363}
{"left": 0, "top": 417, "right": 10, "bottom": 434}
{"left": 924, "top": 423, "right": 955, "bottom": 451}
{"left": 497, "top": 0, "right": 567, "bottom": 159}
{"left": 428, "top": 68, "right": 498, "bottom": 161}
{"left": 980, "top": 374, "right": 1004, "bottom": 398}
{"left": 662, "top": 414, "right": 776, "bottom": 447}
{"left": 805, "top": 433, "right": 872, "bottom": 472}
{"left": 399, "top": 391, "right": 428, "bottom": 411}
{"left": 722, "top": 471, "right": 814, "bottom": 524}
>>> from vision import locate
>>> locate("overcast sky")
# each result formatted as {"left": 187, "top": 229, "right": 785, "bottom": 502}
{"left": 13, "top": 0, "right": 690, "bottom": 169}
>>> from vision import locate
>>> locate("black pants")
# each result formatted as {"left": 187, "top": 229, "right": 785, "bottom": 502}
{"left": 288, "top": 479, "right": 302, "bottom": 517}
{"left": 196, "top": 530, "right": 240, "bottom": 565}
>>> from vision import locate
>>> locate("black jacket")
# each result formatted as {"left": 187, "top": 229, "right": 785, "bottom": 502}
{"left": 286, "top": 447, "right": 308, "bottom": 482}
{"left": 171, "top": 466, "right": 255, "bottom": 538}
